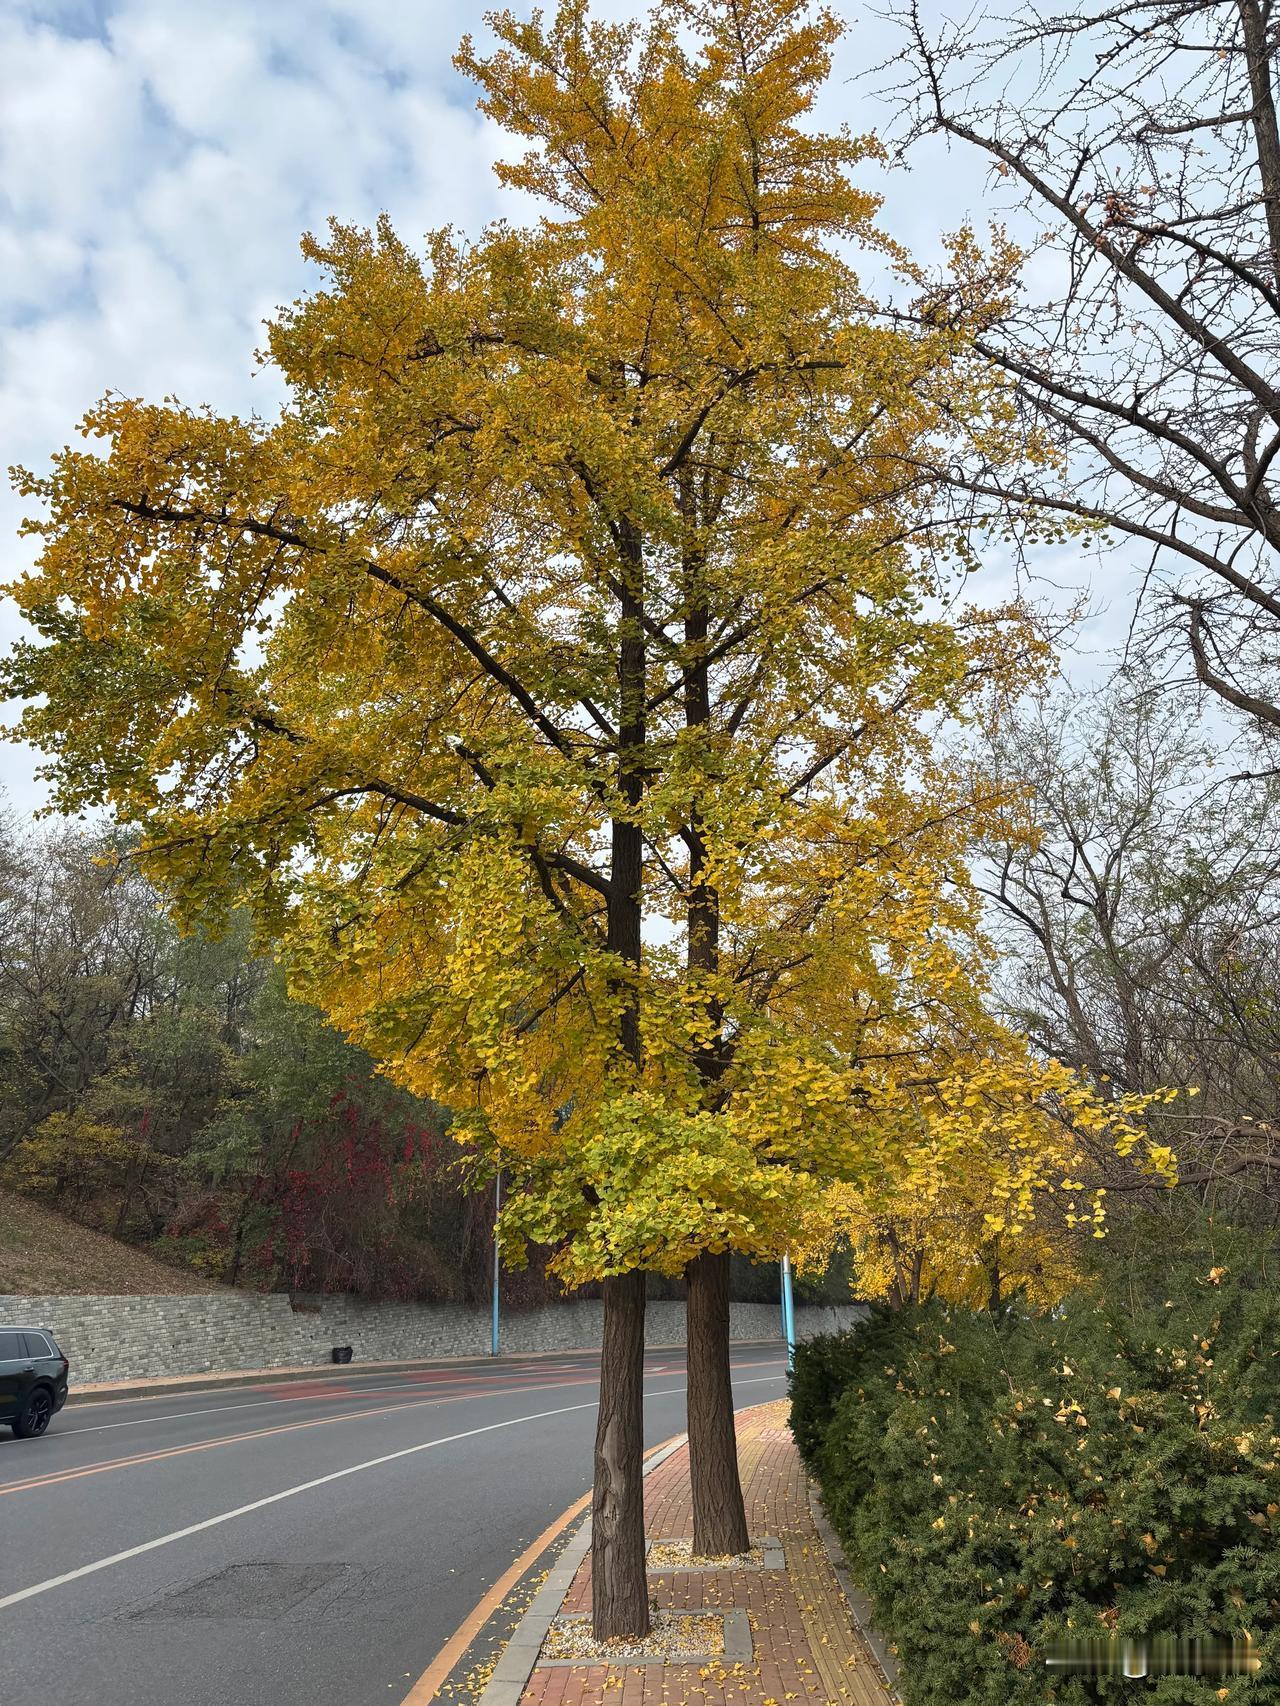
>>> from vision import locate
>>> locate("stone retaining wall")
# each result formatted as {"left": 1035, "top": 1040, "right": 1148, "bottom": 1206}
{"left": 0, "top": 1292, "right": 867, "bottom": 1386}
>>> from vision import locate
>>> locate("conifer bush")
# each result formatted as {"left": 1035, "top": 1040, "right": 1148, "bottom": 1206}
{"left": 793, "top": 1225, "right": 1280, "bottom": 1704}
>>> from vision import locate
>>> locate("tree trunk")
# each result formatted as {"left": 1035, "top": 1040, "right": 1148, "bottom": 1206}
{"left": 589, "top": 503, "right": 650, "bottom": 1643}
{"left": 226, "top": 1183, "right": 256, "bottom": 1287}
{"left": 686, "top": 1248, "right": 750, "bottom": 1557}
{"left": 884, "top": 1224, "right": 907, "bottom": 1309}
{"left": 591, "top": 1268, "right": 650, "bottom": 1640}
{"left": 674, "top": 472, "right": 752, "bottom": 1557}
{"left": 113, "top": 1161, "right": 139, "bottom": 1237}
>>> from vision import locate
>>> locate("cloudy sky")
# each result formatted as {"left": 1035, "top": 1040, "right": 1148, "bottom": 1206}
{"left": 0, "top": 0, "right": 1135, "bottom": 821}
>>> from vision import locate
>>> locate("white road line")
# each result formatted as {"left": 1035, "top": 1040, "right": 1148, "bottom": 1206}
{"left": 68, "top": 1360, "right": 585, "bottom": 1413}
{"left": 59, "top": 1394, "right": 403, "bottom": 1435}
{"left": 0, "top": 1374, "right": 785, "bottom": 1613}
{"left": 0, "top": 1399, "right": 599, "bottom": 1613}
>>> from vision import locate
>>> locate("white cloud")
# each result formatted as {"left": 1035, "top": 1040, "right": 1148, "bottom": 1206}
{"left": 0, "top": 0, "right": 514, "bottom": 818}
{"left": 2, "top": 26, "right": 146, "bottom": 228}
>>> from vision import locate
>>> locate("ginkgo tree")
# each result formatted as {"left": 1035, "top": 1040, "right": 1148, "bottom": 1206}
{"left": 3, "top": 0, "right": 1169, "bottom": 1641}
{"left": 804, "top": 1039, "right": 1180, "bottom": 1316}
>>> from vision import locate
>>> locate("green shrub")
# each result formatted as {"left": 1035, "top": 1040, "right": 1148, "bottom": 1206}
{"left": 791, "top": 1316, "right": 880, "bottom": 1464}
{"left": 796, "top": 1232, "right": 1280, "bottom": 1704}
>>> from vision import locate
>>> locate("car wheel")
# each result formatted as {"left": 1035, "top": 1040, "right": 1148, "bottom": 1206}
{"left": 12, "top": 1387, "right": 54, "bottom": 1439}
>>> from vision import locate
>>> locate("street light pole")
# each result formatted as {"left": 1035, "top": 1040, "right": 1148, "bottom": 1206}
{"left": 780, "top": 1253, "right": 796, "bottom": 1372}
{"left": 490, "top": 1165, "right": 501, "bottom": 1358}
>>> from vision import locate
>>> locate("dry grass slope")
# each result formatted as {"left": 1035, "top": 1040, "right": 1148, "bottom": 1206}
{"left": 0, "top": 1189, "right": 218, "bottom": 1295}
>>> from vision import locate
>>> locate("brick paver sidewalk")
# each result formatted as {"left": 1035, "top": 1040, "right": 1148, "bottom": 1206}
{"left": 519, "top": 1399, "right": 898, "bottom": 1706}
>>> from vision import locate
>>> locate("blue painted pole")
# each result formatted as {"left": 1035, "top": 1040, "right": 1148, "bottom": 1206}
{"left": 781, "top": 1253, "right": 796, "bottom": 1372}
{"left": 490, "top": 1166, "right": 501, "bottom": 1357}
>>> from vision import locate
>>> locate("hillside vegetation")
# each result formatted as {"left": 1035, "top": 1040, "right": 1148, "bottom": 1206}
{"left": 0, "top": 822, "right": 499, "bottom": 1303}
{"left": 0, "top": 1187, "right": 216, "bottom": 1296}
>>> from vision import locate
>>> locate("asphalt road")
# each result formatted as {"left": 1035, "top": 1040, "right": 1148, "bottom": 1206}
{"left": 0, "top": 1343, "right": 789, "bottom": 1706}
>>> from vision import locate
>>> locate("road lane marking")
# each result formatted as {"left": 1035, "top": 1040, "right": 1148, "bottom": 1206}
{"left": 0, "top": 1378, "right": 597, "bottom": 1498}
{"left": 0, "top": 1376, "right": 786, "bottom": 1615}
{"left": 0, "top": 1368, "right": 785, "bottom": 1500}
{"left": 46, "top": 1356, "right": 785, "bottom": 1440}
{"left": 59, "top": 1346, "right": 781, "bottom": 1415}
{"left": 0, "top": 1398, "right": 605, "bottom": 1614}
{"left": 63, "top": 1356, "right": 597, "bottom": 1412}
{"left": 46, "top": 1370, "right": 607, "bottom": 1439}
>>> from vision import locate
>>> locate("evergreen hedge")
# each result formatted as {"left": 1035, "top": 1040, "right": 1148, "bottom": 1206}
{"left": 793, "top": 1227, "right": 1280, "bottom": 1704}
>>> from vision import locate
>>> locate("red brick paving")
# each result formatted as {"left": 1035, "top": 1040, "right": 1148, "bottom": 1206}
{"left": 520, "top": 1400, "right": 897, "bottom": 1706}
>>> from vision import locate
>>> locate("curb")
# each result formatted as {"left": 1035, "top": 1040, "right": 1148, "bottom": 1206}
{"left": 476, "top": 1432, "right": 689, "bottom": 1706}
{"left": 807, "top": 1482, "right": 901, "bottom": 1699}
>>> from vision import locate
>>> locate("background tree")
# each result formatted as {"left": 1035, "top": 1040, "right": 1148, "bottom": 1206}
{"left": 0, "top": 819, "right": 484, "bottom": 1298}
{"left": 793, "top": 872, "right": 1177, "bottom": 1316}
{"left": 0, "top": 820, "right": 164, "bottom": 1169}
{"left": 976, "top": 678, "right": 1280, "bottom": 1214}
{"left": 892, "top": 0, "right": 1280, "bottom": 748}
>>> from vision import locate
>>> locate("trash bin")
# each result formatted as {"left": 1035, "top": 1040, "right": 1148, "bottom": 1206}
{"left": 331, "top": 1345, "right": 353, "bottom": 1364}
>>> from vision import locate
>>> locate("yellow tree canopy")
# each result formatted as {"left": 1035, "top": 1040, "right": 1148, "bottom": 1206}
{"left": 804, "top": 1052, "right": 1180, "bottom": 1313}
{"left": 3, "top": 0, "right": 1163, "bottom": 1289}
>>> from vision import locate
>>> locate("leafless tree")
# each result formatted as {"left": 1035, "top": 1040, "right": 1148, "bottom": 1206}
{"left": 889, "top": 0, "right": 1280, "bottom": 744}
{"left": 977, "top": 679, "right": 1280, "bottom": 1210}
{"left": 0, "top": 823, "right": 163, "bottom": 1159}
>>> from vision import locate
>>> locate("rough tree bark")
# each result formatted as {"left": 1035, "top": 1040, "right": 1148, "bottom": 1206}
{"left": 591, "top": 1268, "right": 650, "bottom": 1639}
{"left": 685, "top": 1248, "right": 751, "bottom": 1557}
{"left": 590, "top": 508, "right": 651, "bottom": 1642}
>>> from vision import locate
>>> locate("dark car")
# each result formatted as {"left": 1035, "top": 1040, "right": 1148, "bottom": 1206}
{"left": 0, "top": 1325, "right": 69, "bottom": 1438}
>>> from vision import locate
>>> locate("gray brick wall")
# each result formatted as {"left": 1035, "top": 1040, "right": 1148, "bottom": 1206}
{"left": 0, "top": 1292, "right": 866, "bottom": 1386}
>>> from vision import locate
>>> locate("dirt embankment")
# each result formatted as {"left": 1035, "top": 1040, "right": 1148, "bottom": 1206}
{"left": 0, "top": 1188, "right": 220, "bottom": 1295}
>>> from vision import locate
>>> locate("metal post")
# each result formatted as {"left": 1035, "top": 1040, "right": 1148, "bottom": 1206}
{"left": 490, "top": 1166, "right": 501, "bottom": 1358}
{"left": 781, "top": 1253, "right": 796, "bottom": 1372}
